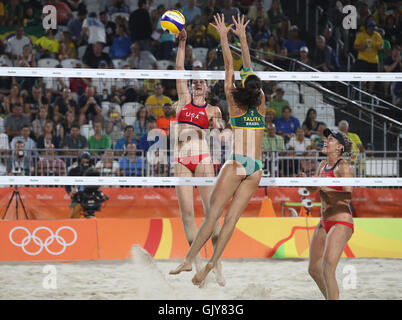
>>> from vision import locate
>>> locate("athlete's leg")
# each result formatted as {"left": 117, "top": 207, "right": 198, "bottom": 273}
{"left": 197, "top": 183, "right": 225, "bottom": 286}
{"left": 195, "top": 158, "right": 225, "bottom": 284}
{"left": 194, "top": 157, "right": 220, "bottom": 248}
{"left": 322, "top": 224, "right": 353, "bottom": 300}
{"left": 169, "top": 161, "right": 245, "bottom": 275}
{"left": 192, "top": 170, "right": 261, "bottom": 286}
{"left": 308, "top": 223, "right": 328, "bottom": 299}
{"left": 175, "top": 162, "right": 203, "bottom": 271}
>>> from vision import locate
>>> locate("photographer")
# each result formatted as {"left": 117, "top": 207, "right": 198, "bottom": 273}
{"left": 6, "top": 140, "right": 33, "bottom": 176}
{"left": 10, "top": 125, "right": 37, "bottom": 158}
{"left": 65, "top": 151, "right": 94, "bottom": 218}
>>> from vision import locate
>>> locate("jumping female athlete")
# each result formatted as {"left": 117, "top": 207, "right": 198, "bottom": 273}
{"left": 173, "top": 28, "right": 225, "bottom": 286}
{"left": 304, "top": 128, "right": 354, "bottom": 300}
{"left": 170, "top": 13, "right": 266, "bottom": 287}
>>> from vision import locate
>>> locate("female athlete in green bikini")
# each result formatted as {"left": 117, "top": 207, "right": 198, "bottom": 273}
{"left": 170, "top": 13, "right": 266, "bottom": 286}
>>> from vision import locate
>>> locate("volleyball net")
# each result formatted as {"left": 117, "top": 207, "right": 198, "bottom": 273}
{"left": 0, "top": 68, "right": 401, "bottom": 220}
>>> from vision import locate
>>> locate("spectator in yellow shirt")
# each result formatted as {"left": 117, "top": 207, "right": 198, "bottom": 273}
{"left": 354, "top": 21, "right": 383, "bottom": 67}
{"left": 248, "top": 0, "right": 269, "bottom": 24}
{"left": 145, "top": 83, "right": 173, "bottom": 118}
{"left": 206, "top": 15, "right": 220, "bottom": 47}
{"left": 187, "top": 15, "right": 207, "bottom": 47}
{"left": 35, "top": 29, "right": 60, "bottom": 59}
{"left": 353, "top": 20, "right": 383, "bottom": 91}
{"left": 58, "top": 31, "right": 77, "bottom": 60}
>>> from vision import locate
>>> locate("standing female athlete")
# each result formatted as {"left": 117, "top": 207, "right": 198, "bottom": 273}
{"left": 170, "top": 14, "right": 266, "bottom": 286}
{"left": 173, "top": 28, "right": 225, "bottom": 285}
{"left": 304, "top": 128, "right": 354, "bottom": 300}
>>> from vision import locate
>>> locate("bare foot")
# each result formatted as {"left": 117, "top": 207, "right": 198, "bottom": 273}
{"left": 192, "top": 262, "right": 214, "bottom": 287}
{"left": 169, "top": 260, "right": 192, "bottom": 275}
{"left": 213, "top": 260, "right": 225, "bottom": 287}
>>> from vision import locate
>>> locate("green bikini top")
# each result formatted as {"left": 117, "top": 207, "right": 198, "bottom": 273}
{"left": 230, "top": 107, "right": 265, "bottom": 129}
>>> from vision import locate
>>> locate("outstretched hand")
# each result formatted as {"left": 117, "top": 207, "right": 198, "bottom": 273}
{"left": 209, "top": 13, "right": 233, "bottom": 36}
{"left": 175, "top": 28, "right": 187, "bottom": 41}
{"left": 231, "top": 13, "right": 250, "bottom": 38}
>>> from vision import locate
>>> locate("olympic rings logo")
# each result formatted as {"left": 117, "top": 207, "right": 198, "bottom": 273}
{"left": 9, "top": 226, "right": 77, "bottom": 256}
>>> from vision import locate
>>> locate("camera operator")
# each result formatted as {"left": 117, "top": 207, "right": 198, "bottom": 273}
{"left": 6, "top": 140, "right": 34, "bottom": 176}
{"left": 75, "top": 167, "right": 109, "bottom": 218}
{"left": 65, "top": 151, "right": 94, "bottom": 218}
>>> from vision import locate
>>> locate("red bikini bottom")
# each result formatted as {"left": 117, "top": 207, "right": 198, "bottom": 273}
{"left": 176, "top": 153, "right": 210, "bottom": 173}
{"left": 320, "top": 219, "right": 354, "bottom": 233}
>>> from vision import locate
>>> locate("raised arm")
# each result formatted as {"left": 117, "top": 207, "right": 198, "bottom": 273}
{"left": 175, "top": 29, "right": 191, "bottom": 108}
{"left": 232, "top": 14, "right": 251, "bottom": 69}
{"left": 232, "top": 14, "right": 265, "bottom": 114}
{"left": 210, "top": 14, "right": 235, "bottom": 96}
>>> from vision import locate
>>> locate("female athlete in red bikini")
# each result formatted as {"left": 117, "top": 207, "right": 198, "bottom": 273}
{"left": 303, "top": 128, "right": 354, "bottom": 300}
{"left": 173, "top": 29, "right": 225, "bottom": 286}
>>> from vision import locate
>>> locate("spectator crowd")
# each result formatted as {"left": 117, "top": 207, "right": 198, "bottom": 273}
{"left": 0, "top": 0, "right": 399, "bottom": 178}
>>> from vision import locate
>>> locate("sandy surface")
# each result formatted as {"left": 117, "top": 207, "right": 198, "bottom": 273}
{"left": 0, "top": 246, "right": 401, "bottom": 300}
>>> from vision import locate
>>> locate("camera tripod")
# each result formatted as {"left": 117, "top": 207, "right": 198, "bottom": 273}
{"left": 1, "top": 186, "right": 29, "bottom": 220}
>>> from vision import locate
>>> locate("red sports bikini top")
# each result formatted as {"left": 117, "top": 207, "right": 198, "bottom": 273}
{"left": 176, "top": 100, "right": 209, "bottom": 129}
{"left": 320, "top": 159, "right": 343, "bottom": 191}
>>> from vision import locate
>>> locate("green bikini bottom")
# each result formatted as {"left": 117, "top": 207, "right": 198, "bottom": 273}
{"left": 228, "top": 154, "right": 263, "bottom": 177}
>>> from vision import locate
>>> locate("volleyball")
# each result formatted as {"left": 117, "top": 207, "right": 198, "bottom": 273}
{"left": 160, "top": 10, "right": 185, "bottom": 34}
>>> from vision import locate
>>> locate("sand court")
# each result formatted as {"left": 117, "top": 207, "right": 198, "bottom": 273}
{"left": 0, "top": 246, "right": 401, "bottom": 300}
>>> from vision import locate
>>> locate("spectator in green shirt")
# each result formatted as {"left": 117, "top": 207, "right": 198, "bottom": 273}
{"left": 377, "top": 28, "right": 391, "bottom": 70}
{"left": 262, "top": 123, "right": 285, "bottom": 152}
{"left": 88, "top": 121, "right": 111, "bottom": 155}
{"left": 263, "top": 122, "right": 285, "bottom": 176}
{"left": 269, "top": 87, "right": 289, "bottom": 117}
{"left": 310, "top": 122, "right": 326, "bottom": 152}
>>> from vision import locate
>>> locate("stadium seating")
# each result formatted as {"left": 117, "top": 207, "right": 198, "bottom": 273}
{"left": 156, "top": 60, "right": 175, "bottom": 70}
{"left": 102, "top": 102, "right": 122, "bottom": 117}
{"left": 112, "top": 59, "right": 127, "bottom": 69}
{"left": 122, "top": 102, "right": 141, "bottom": 117}
{"left": 277, "top": 81, "right": 301, "bottom": 107}
{"left": 251, "top": 62, "right": 266, "bottom": 71}
{"left": 277, "top": 82, "right": 300, "bottom": 95}
{"left": 78, "top": 45, "right": 87, "bottom": 60}
{"left": 0, "top": 55, "right": 12, "bottom": 67}
{"left": 37, "top": 58, "right": 60, "bottom": 68}
{"left": 101, "top": 101, "right": 112, "bottom": 117}
{"left": 284, "top": 92, "right": 301, "bottom": 107}
{"left": 123, "top": 116, "right": 136, "bottom": 126}
{"left": 80, "top": 124, "right": 94, "bottom": 139}
{"left": 61, "top": 59, "right": 82, "bottom": 68}
{"left": 292, "top": 104, "right": 307, "bottom": 123}
{"left": 315, "top": 103, "right": 335, "bottom": 127}
{"left": 300, "top": 84, "right": 324, "bottom": 105}
{"left": 365, "top": 159, "right": 398, "bottom": 176}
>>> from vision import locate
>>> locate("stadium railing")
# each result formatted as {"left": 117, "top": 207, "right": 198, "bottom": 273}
{"left": 0, "top": 149, "right": 399, "bottom": 178}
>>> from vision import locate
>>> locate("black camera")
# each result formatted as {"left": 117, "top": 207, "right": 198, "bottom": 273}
{"left": 74, "top": 168, "right": 109, "bottom": 218}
